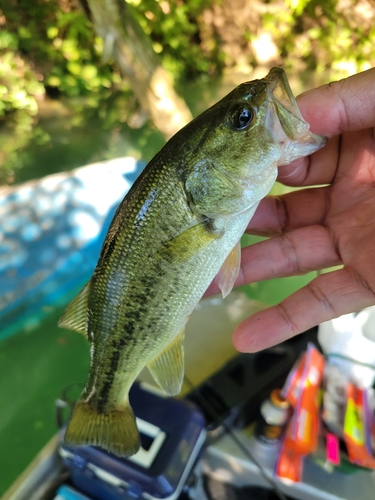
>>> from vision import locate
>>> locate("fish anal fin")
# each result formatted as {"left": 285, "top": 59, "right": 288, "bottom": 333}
{"left": 58, "top": 281, "right": 90, "bottom": 339}
{"left": 147, "top": 329, "right": 185, "bottom": 396}
{"left": 215, "top": 240, "right": 241, "bottom": 298}
{"left": 64, "top": 399, "right": 140, "bottom": 457}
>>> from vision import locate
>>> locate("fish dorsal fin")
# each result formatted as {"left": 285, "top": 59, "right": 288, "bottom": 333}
{"left": 58, "top": 282, "right": 90, "bottom": 339}
{"left": 215, "top": 240, "right": 241, "bottom": 298}
{"left": 147, "top": 329, "right": 185, "bottom": 396}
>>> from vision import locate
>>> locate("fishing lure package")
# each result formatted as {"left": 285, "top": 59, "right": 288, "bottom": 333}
{"left": 342, "top": 383, "right": 375, "bottom": 468}
{"left": 60, "top": 382, "right": 206, "bottom": 500}
{"left": 275, "top": 344, "right": 325, "bottom": 482}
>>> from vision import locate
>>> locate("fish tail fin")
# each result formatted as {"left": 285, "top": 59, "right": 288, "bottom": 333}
{"left": 64, "top": 400, "right": 140, "bottom": 457}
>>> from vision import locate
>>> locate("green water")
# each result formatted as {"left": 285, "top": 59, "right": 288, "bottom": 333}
{"left": 0, "top": 307, "right": 89, "bottom": 493}
{"left": 1, "top": 97, "right": 165, "bottom": 186}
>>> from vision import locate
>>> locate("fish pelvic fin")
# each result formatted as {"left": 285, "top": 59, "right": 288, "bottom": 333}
{"left": 147, "top": 328, "right": 185, "bottom": 396}
{"left": 64, "top": 399, "right": 140, "bottom": 457}
{"left": 215, "top": 240, "right": 241, "bottom": 298}
{"left": 58, "top": 281, "right": 91, "bottom": 339}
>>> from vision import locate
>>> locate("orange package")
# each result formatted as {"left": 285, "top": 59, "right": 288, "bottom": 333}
{"left": 276, "top": 344, "right": 325, "bottom": 481}
{"left": 343, "top": 383, "right": 375, "bottom": 469}
{"left": 283, "top": 344, "right": 324, "bottom": 454}
{"left": 275, "top": 439, "right": 304, "bottom": 482}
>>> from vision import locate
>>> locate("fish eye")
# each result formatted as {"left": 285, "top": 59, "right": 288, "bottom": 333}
{"left": 228, "top": 104, "right": 255, "bottom": 131}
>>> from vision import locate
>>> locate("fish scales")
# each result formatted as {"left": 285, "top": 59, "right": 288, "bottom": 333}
{"left": 59, "top": 67, "right": 327, "bottom": 456}
{"left": 87, "top": 167, "right": 197, "bottom": 402}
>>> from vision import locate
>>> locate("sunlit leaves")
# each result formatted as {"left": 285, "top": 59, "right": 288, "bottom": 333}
{"left": 129, "top": 0, "right": 214, "bottom": 81}
{"left": 266, "top": 0, "right": 375, "bottom": 77}
{"left": 0, "top": 49, "right": 43, "bottom": 118}
{"left": 47, "top": 26, "right": 59, "bottom": 39}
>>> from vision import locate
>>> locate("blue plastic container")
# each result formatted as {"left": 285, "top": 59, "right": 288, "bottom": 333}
{"left": 54, "top": 485, "right": 92, "bottom": 499}
{"left": 60, "top": 383, "right": 206, "bottom": 500}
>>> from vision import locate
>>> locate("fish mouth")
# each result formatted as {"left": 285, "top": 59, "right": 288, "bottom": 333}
{"left": 265, "top": 67, "right": 327, "bottom": 165}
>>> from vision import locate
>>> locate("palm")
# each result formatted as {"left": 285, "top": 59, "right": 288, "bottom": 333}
{"left": 328, "top": 129, "right": 375, "bottom": 289}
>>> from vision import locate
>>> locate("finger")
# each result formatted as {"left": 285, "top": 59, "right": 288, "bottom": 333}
{"left": 297, "top": 68, "right": 375, "bottom": 137}
{"left": 240, "top": 225, "right": 340, "bottom": 285}
{"left": 247, "top": 187, "right": 329, "bottom": 236}
{"left": 278, "top": 68, "right": 375, "bottom": 187}
{"left": 205, "top": 224, "right": 340, "bottom": 296}
{"left": 278, "top": 125, "right": 375, "bottom": 187}
{"left": 276, "top": 135, "right": 340, "bottom": 187}
{"left": 233, "top": 266, "right": 375, "bottom": 352}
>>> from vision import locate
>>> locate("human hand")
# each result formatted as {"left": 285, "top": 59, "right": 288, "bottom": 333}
{"left": 231, "top": 68, "right": 375, "bottom": 352}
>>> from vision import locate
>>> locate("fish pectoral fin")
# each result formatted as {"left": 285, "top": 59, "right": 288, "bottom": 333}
{"left": 58, "top": 281, "right": 90, "bottom": 340}
{"left": 160, "top": 221, "right": 221, "bottom": 263}
{"left": 215, "top": 240, "right": 241, "bottom": 298}
{"left": 147, "top": 329, "right": 185, "bottom": 396}
{"left": 64, "top": 399, "right": 140, "bottom": 457}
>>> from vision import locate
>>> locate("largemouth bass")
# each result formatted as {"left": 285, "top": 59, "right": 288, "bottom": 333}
{"left": 59, "top": 67, "right": 326, "bottom": 456}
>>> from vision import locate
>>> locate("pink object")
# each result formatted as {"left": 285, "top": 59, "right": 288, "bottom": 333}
{"left": 326, "top": 433, "right": 340, "bottom": 465}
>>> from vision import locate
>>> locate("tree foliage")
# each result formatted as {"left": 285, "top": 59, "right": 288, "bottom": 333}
{"left": 0, "top": 0, "right": 374, "bottom": 183}
{"left": 1, "top": 0, "right": 374, "bottom": 120}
